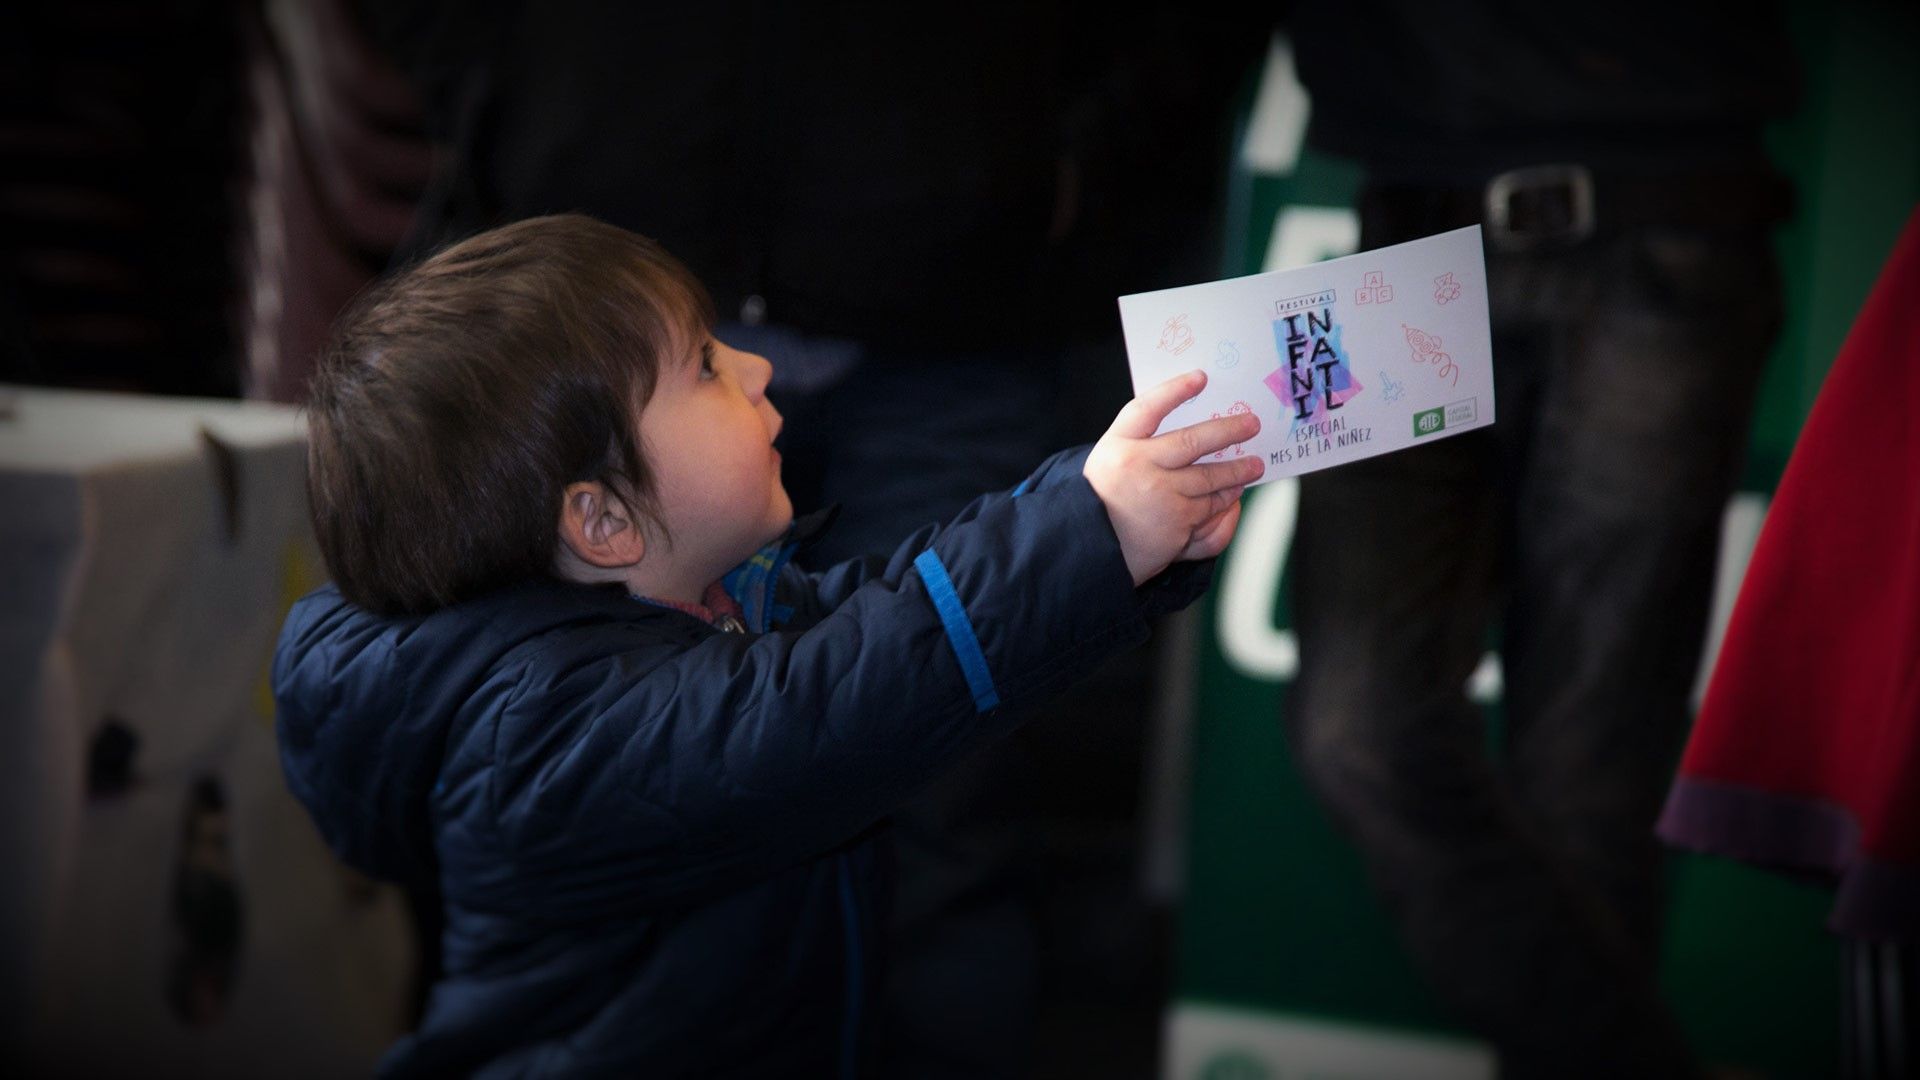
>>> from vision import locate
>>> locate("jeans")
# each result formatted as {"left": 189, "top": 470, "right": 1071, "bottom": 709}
{"left": 1284, "top": 199, "right": 1781, "bottom": 1077}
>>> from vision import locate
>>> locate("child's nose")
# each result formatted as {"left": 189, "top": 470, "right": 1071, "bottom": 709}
{"left": 741, "top": 350, "right": 774, "bottom": 399}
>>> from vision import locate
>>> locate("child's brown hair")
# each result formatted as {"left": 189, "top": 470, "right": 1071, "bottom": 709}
{"left": 306, "top": 214, "right": 711, "bottom": 615}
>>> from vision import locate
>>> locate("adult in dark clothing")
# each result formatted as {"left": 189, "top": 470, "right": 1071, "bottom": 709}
{"left": 1282, "top": 4, "right": 1797, "bottom": 1076}
{"left": 353, "top": 3, "right": 1260, "bottom": 1073}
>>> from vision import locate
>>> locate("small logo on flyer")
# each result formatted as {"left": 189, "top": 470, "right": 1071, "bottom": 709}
{"left": 1402, "top": 323, "right": 1459, "bottom": 387}
{"left": 1273, "top": 289, "right": 1337, "bottom": 316}
{"left": 1413, "top": 407, "right": 1445, "bottom": 437}
{"left": 1209, "top": 401, "right": 1253, "bottom": 458}
{"left": 1378, "top": 370, "right": 1405, "bottom": 404}
{"left": 1157, "top": 314, "right": 1195, "bottom": 356}
{"left": 1355, "top": 270, "right": 1393, "bottom": 305}
{"left": 1445, "top": 398, "right": 1478, "bottom": 427}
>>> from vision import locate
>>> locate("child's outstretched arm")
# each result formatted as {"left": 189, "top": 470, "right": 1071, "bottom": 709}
{"left": 794, "top": 370, "right": 1260, "bottom": 618}
{"left": 1083, "top": 369, "right": 1264, "bottom": 585}
{"left": 434, "top": 375, "right": 1262, "bottom": 918}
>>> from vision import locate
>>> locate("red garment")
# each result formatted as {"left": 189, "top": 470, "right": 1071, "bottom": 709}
{"left": 633, "top": 581, "right": 747, "bottom": 630}
{"left": 1658, "top": 206, "right": 1920, "bottom": 942}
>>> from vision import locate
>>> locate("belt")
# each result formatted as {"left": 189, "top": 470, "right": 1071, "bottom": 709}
{"left": 1366, "top": 164, "right": 1794, "bottom": 252}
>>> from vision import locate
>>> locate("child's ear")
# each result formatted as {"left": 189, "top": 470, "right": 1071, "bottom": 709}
{"left": 557, "top": 481, "right": 646, "bottom": 569}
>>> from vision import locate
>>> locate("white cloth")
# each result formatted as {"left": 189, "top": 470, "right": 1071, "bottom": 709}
{"left": 0, "top": 387, "right": 411, "bottom": 1077}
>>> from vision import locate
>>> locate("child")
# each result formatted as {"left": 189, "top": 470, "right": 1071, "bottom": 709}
{"left": 274, "top": 214, "right": 1261, "bottom": 1077}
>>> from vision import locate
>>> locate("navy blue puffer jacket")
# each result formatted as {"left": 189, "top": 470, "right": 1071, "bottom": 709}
{"left": 274, "top": 448, "right": 1209, "bottom": 1077}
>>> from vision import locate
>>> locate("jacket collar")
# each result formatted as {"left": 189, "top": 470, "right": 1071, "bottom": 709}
{"left": 720, "top": 506, "right": 840, "bottom": 633}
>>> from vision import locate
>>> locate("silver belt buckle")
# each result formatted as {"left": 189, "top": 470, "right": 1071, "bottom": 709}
{"left": 1484, "top": 164, "right": 1595, "bottom": 251}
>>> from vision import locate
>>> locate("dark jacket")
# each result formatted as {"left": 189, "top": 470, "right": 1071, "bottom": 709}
{"left": 274, "top": 448, "right": 1206, "bottom": 1077}
{"left": 1290, "top": 1, "right": 1797, "bottom": 184}
{"left": 361, "top": 0, "right": 1259, "bottom": 351}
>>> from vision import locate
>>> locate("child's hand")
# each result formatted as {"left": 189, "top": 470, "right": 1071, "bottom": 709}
{"left": 1083, "top": 370, "right": 1263, "bottom": 586}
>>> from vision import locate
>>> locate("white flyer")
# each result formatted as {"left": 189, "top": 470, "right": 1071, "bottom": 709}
{"left": 1118, "top": 225, "right": 1494, "bottom": 482}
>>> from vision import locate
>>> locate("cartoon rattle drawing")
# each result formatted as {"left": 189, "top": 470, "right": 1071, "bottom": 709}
{"left": 1157, "top": 314, "right": 1195, "bottom": 356}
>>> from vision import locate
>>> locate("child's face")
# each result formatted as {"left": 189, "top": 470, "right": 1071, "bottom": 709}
{"left": 638, "top": 335, "right": 793, "bottom": 580}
